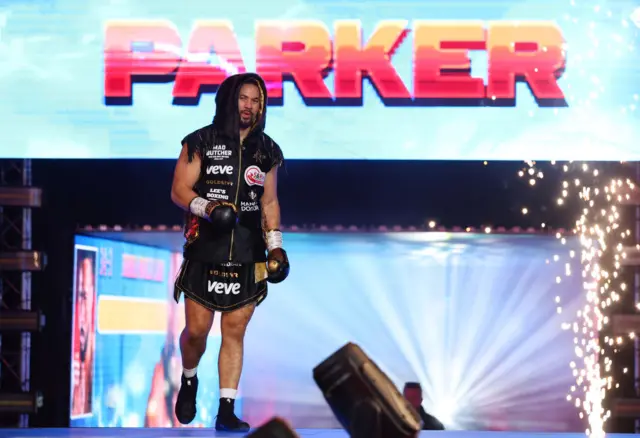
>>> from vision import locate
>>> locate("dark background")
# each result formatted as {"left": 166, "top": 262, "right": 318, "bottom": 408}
{"left": 28, "top": 158, "right": 579, "bottom": 427}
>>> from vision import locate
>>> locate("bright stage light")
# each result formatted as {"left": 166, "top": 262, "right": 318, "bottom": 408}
{"left": 241, "top": 233, "right": 581, "bottom": 431}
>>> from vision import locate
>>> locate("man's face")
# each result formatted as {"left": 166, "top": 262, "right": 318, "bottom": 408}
{"left": 238, "top": 82, "right": 261, "bottom": 129}
{"left": 404, "top": 387, "right": 422, "bottom": 409}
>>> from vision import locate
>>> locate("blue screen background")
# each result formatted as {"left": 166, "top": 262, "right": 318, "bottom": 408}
{"left": 1, "top": 0, "right": 639, "bottom": 159}
{"left": 70, "top": 231, "right": 585, "bottom": 431}
{"left": 70, "top": 235, "right": 233, "bottom": 428}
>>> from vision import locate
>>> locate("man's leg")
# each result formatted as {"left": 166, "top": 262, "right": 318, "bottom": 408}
{"left": 214, "top": 302, "right": 256, "bottom": 432}
{"left": 174, "top": 298, "right": 214, "bottom": 425}
{"left": 181, "top": 298, "right": 214, "bottom": 369}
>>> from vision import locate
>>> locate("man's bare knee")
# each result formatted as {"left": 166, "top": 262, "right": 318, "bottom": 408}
{"left": 184, "top": 322, "right": 209, "bottom": 343}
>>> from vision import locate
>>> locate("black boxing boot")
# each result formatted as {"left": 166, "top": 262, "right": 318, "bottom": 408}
{"left": 175, "top": 373, "right": 198, "bottom": 425}
{"left": 265, "top": 230, "right": 290, "bottom": 283}
{"left": 215, "top": 398, "right": 250, "bottom": 432}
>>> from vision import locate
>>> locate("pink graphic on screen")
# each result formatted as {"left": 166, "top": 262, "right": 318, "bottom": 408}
{"left": 71, "top": 246, "right": 98, "bottom": 419}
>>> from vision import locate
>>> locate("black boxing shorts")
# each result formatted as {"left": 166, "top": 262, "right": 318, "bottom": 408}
{"left": 174, "top": 260, "right": 268, "bottom": 312}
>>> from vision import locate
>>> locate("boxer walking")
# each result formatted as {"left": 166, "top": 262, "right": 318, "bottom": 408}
{"left": 170, "top": 73, "right": 289, "bottom": 432}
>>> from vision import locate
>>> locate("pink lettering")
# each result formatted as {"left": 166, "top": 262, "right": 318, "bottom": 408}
{"left": 121, "top": 254, "right": 166, "bottom": 282}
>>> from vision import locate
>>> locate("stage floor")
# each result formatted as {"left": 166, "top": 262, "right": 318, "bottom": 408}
{"left": 0, "top": 430, "right": 620, "bottom": 438}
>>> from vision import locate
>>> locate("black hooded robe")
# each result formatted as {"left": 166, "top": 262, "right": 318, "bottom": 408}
{"left": 173, "top": 73, "right": 284, "bottom": 311}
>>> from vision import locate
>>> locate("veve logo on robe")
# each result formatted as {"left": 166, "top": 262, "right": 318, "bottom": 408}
{"left": 208, "top": 281, "right": 241, "bottom": 295}
{"left": 206, "top": 165, "right": 233, "bottom": 175}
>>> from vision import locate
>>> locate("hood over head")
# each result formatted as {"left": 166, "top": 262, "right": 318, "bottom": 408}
{"left": 212, "top": 72, "right": 268, "bottom": 140}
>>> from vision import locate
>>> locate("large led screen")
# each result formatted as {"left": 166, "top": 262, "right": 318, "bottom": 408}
{"left": 70, "top": 235, "right": 235, "bottom": 428}
{"left": 2, "top": 0, "right": 639, "bottom": 160}
{"left": 70, "top": 231, "right": 584, "bottom": 431}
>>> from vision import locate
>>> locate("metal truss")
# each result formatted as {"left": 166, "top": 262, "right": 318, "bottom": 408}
{"left": 0, "top": 159, "right": 33, "bottom": 427}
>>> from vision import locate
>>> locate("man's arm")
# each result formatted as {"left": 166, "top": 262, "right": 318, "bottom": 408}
{"left": 171, "top": 143, "right": 202, "bottom": 211}
{"left": 261, "top": 166, "right": 280, "bottom": 231}
{"left": 262, "top": 165, "right": 289, "bottom": 282}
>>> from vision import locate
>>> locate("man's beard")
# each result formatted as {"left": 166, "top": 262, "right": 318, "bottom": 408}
{"left": 239, "top": 112, "right": 255, "bottom": 129}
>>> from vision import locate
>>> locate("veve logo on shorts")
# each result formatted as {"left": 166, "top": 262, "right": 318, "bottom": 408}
{"left": 208, "top": 281, "right": 241, "bottom": 295}
{"left": 244, "top": 165, "right": 265, "bottom": 186}
{"left": 206, "top": 165, "right": 233, "bottom": 175}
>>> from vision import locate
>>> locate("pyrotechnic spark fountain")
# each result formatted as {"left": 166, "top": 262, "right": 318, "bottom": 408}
{"left": 510, "top": 0, "right": 640, "bottom": 434}
{"left": 519, "top": 161, "right": 636, "bottom": 438}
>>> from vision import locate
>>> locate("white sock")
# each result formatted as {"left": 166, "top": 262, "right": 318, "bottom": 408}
{"left": 220, "top": 388, "right": 237, "bottom": 399}
{"left": 183, "top": 367, "right": 197, "bottom": 378}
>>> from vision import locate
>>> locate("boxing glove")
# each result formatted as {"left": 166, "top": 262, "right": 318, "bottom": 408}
{"left": 208, "top": 202, "right": 237, "bottom": 231}
{"left": 189, "top": 197, "right": 238, "bottom": 232}
{"left": 265, "top": 230, "right": 290, "bottom": 283}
